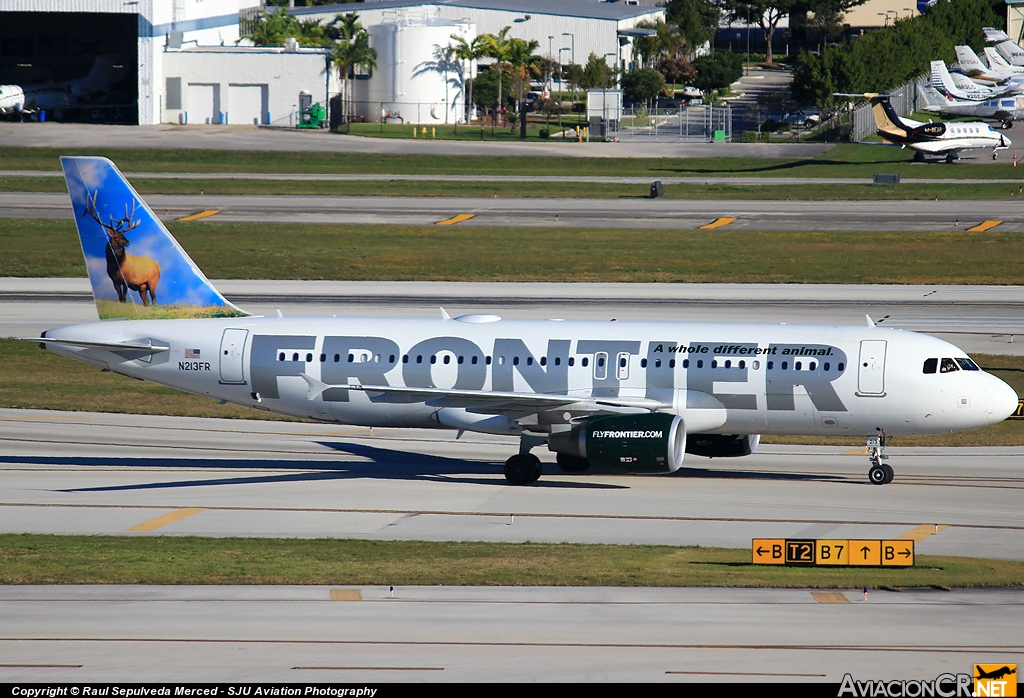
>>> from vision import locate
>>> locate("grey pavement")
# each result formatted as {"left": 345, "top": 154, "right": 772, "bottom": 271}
{"left": 5, "top": 191, "right": 1024, "bottom": 232}
{"left": 7, "top": 279, "right": 1024, "bottom": 355}
{"left": 0, "top": 585, "right": 1020, "bottom": 682}
{"left": 0, "top": 121, "right": 833, "bottom": 158}
{"left": 5, "top": 169, "right": 1024, "bottom": 185}
{"left": 1, "top": 408, "right": 1021, "bottom": 560}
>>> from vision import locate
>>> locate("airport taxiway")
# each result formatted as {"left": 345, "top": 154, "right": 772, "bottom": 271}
{"left": 1, "top": 408, "right": 1022, "bottom": 560}
{"left": 0, "top": 585, "right": 1020, "bottom": 682}
{"left": 5, "top": 191, "right": 1024, "bottom": 232}
{"left": 5, "top": 278, "right": 1024, "bottom": 355}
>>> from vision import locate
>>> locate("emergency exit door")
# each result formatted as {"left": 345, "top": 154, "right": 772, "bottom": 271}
{"left": 858, "top": 340, "right": 887, "bottom": 395}
{"left": 219, "top": 328, "right": 249, "bottom": 384}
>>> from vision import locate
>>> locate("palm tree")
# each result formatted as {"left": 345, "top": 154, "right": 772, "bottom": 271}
{"left": 481, "top": 26, "right": 513, "bottom": 125}
{"left": 505, "top": 37, "right": 542, "bottom": 110}
{"left": 329, "top": 13, "right": 377, "bottom": 121}
{"left": 449, "top": 34, "right": 487, "bottom": 124}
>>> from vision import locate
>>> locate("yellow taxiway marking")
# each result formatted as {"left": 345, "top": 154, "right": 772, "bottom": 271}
{"left": 128, "top": 507, "right": 206, "bottom": 532}
{"left": 177, "top": 209, "right": 221, "bottom": 222}
{"left": 329, "top": 589, "right": 363, "bottom": 601}
{"left": 898, "top": 524, "right": 948, "bottom": 542}
{"left": 811, "top": 592, "right": 851, "bottom": 604}
{"left": 699, "top": 217, "right": 736, "bottom": 230}
{"left": 436, "top": 213, "right": 476, "bottom": 225}
{"left": 843, "top": 448, "right": 868, "bottom": 455}
{"left": 968, "top": 220, "right": 1002, "bottom": 232}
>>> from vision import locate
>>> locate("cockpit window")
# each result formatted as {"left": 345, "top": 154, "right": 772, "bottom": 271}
{"left": 955, "top": 357, "right": 980, "bottom": 371}
{"left": 923, "top": 358, "right": 938, "bottom": 374}
{"left": 940, "top": 358, "right": 959, "bottom": 373}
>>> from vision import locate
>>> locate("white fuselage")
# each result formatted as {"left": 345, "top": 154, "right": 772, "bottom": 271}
{"left": 41, "top": 315, "right": 1018, "bottom": 439}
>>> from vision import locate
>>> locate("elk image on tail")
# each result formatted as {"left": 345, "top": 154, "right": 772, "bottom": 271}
{"left": 83, "top": 190, "right": 160, "bottom": 305}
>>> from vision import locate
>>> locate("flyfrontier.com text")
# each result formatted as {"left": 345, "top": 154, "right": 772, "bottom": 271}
{"left": 593, "top": 430, "right": 664, "bottom": 439}
{"left": 838, "top": 673, "right": 973, "bottom": 697}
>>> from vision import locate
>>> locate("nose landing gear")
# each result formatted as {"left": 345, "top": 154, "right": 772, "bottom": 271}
{"left": 866, "top": 433, "right": 894, "bottom": 484}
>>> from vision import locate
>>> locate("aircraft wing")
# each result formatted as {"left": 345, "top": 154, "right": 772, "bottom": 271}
{"left": 299, "top": 374, "right": 664, "bottom": 416}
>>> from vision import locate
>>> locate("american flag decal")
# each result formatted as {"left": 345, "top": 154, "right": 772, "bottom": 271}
{"left": 185, "top": 348, "right": 201, "bottom": 359}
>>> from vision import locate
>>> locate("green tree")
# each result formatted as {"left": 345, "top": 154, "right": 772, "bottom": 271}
{"left": 576, "top": 53, "right": 615, "bottom": 89}
{"left": 482, "top": 26, "right": 514, "bottom": 122}
{"left": 791, "top": 0, "right": 1000, "bottom": 107}
{"left": 692, "top": 51, "right": 743, "bottom": 92}
{"left": 665, "top": 0, "right": 721, "bottom": 55}
{"left": 505, "top": 37, "right": 543, "bottom": 108}
{"left": 472, "top": 64, "right": 500, "bottom": 110}
{"left": 328, "top": 13, "right": 377, "bottom": 120}
{"left": 657, "top": 56, "right": 697, "bottom": 92}
{"left": 724, "top": 0, "right": 801, "bottom": 64}
{"left": 244, "top": 10, "right": 331, "bottom": 47}
{"left": 622, "top": 69, "right": 666, "bottom": 107}
{"left": 449, "top": 34, "right": 488, "bottom": 123}
{"left": 633, "top": 19, "right": 683, "bottom": 70}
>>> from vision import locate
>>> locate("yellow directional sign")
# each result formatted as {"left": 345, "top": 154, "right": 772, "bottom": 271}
{"left": 881, "top": 540, "right": 915, "bottom": 566}
{"left": 753, "top": 538, "right": 916, "bottom": 567}
{"left": 815, "top": 539, "right": 850, "bottom": 566}
{"left": 752, "top": 538, "right": 786, "bottom": 565}
{"left": 848, "top": 540, "right": 882, "bottom": 566}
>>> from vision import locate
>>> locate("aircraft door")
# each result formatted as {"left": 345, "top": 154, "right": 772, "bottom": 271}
{"left": 857, "top": 340, "right": 886, "bottom": 395}
{"left": 219, "top": 328, "right": 249, "bottom": 384}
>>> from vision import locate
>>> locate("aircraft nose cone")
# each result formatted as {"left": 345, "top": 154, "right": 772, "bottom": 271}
{"left": 988, "top": 377, "right": 1019, "bottom": 424}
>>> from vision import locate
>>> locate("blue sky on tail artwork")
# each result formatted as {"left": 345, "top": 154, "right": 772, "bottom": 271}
{"left": 61, "top": 156, "right": 246, "bottom": 320}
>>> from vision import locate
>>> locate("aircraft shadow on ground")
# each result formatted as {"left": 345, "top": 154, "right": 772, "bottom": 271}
{"left": 0, "top": 441, "right": 626, "bottom": 491}
{"left": 672, "top": 464, "right": 849, "bottom": 483}
{"left": 652, "top": 156, "right": 905, "bottom": 176}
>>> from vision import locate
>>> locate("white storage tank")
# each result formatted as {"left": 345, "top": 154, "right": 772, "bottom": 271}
{"left": 355, "top": 12, "right": 475, "bottom": 124}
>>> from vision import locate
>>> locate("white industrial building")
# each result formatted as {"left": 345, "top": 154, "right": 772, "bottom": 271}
{"left": 295, "top": 0, "right": 666, "bottom": 74}
{"left": 1, "top": 0, "right": 663, "bottom": 126}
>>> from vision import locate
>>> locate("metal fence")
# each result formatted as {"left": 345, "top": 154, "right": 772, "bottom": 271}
{"left": 615, "top": 105, "right": 733, "bottom": 142}
{"left": 845, "top": 75, "right": 925, "bottom": 141}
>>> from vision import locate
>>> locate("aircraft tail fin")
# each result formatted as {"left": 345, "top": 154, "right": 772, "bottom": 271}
{"left": 931, "top": 60, "right": 968, "bottom": 99}
{"left": 985, "top": 27, "right": 1012, "bottom": 44}
{"left": 916, "top": 84, "right": 949, "bottom": 112}
{"left": 867, "top": 94, "right": 911, "bottom": 139}
{"left": 74, "top": 55, "right": 118, "bottom": 93}
{"left": 986, "top": 46, "right": 1012, "bottom": 69}
{"left": 61, "top": 156, "right": 247, "bottom": 320}
{"left": 955, "top": 45, "right": 990, "bottom": 77}
{"left": 995, "top": 40, "right": 1024, "bottom": 67}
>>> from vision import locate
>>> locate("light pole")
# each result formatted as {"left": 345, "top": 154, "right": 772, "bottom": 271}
{"left": 878, "top": 12, "right": 888, "bottom": 28}
{"left": 562, "top": 32, "right": 575, "bottom": 102}
{"left": 559, "top": 47, "right": 569, "bottom": 99}
{"left": 603, "top": 51, "right": 617, "bottom": 140}
{"left": 547, "top": 35, "right": 553, "bottom": 94}
{"left": 745, "top": 6, "right": 750, "bottom": 76}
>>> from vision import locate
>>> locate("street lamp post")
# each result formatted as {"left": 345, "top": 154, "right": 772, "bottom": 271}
{"left": 547, "top": 35, "right": 553, "bottom": 94}
{"left": 603, "top": 51, "right": 617, "bottom": 141}
{"left": 562, "top": 32, "right": 575, "bottom": 102}
{"left": 745, "top": 6, "right": 750, "bottom": 76}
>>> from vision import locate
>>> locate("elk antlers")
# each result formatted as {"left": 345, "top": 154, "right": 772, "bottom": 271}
{"left": 82, "top": 190, "right": 141, "bottom": 236}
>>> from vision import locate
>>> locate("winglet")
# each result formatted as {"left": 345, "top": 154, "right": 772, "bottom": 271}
{"left": 866, "top": 314, "right": 876, "bottom": 328}
{"left": 440, "top": 307, "right": 452, "bottom": 320}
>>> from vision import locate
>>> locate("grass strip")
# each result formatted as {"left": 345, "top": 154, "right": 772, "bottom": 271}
{"left": 1, "top": 535, "right": 1021, "bottom": 587}
{"left": 2, "top": 339, "right": 1022, "bottom": 446}
{"left": 2, "top": 143, "right": 1022, "bottom": 179}
{"left": 5, "top": 176, "right": 1023, "bottom": 200}
{"left": 8, "top": 219, "right": 1024, "bottom": 284}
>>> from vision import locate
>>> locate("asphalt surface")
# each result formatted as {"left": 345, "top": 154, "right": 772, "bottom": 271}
{"left": 0, "top": 122, "right": 833, "bottom": 158}
{"left": 5, "top": 191, "right": 1024, "bottom": 232}
{"left": 0, "top": 585, "right": 1020, "bottom": 682}
{"left": 6, "top": 278, "right": 1024, "bottom": 355}
{"left": 1, "top": 408, "right": 1022, "bottom": 559}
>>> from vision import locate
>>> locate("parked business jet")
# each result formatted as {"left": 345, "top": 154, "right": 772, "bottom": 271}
{"left": 845, "top": 92, "right": 1011, "bottom": 162}
{"left": 955, "top": 45, "right": 1024, "bottom": 84}
{"left": 29, "top": 157, "right": 1019, "bottom": 486}
{"left": 0, "top": 55, "right": 118, "bottom": 118}
{"left": 931, "top": 60, "right": 1021, "bottom": 102}
{"left": 984, "top": 27, "right": 1024, "bottom": 67}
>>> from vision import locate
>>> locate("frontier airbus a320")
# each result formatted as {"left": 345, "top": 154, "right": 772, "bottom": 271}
{"left": 30, "top": 157, "right": 1019, "bottom": 485}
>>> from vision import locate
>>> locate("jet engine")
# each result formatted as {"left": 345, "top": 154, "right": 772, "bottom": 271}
{"left": 686, "top": 434, "right": 760, "bottom": 458}
{"left": 547, "top": 413, "right": 685, "bottom": 474}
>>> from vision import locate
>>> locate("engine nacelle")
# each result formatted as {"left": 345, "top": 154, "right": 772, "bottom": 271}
{"left": 547, "top": 413, "right": 685, "bottom": 474}
{"left": 685, "top": 434, "right": 760, "bottom": 458}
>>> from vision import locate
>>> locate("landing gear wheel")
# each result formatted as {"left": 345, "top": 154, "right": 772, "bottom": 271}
{"left": 1003, "top": 120, "right": 1013, "bottom": 130}
{"left": 869, "top": 464, "right": 888, "bottom": 485}
{"left": 945, "top": 152, "right": 955, "bottom": 164}
{"left": 556, "top": 453, "right": 591, "bottom": 472}
{"left": 882, "top": 463, "right": 894, "bottom": 484}
{"left": 914, "top": 151, "right": 926, "bottom": 163}
{"left": 504, "top": 453, "right": 542, "bottom": 485}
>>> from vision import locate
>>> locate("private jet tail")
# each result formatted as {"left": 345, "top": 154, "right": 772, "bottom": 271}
{"left": 955, "top": 45, "right": 990, "bottom": 77}
{"left": 72, "top": 54, "right": 118, "bottom": 94}
{"left": 931, "top": 60, "right": 969, "bottom": 99}
{"left": 916, "top": 84, "right": 950, "bottom": 112}
{"left": 984, "top": 27, "right": 1012, "bottom": 44}
{"left": 986, "top": 46, "right": 1012, "bottom": 69}
{"left": 995, "top": 40, "right": 1024, "bottom": 67}
{"left": 61, "top": 156, "right": 247, "bottom": 320}
{"left": 866, "top": 94, "right": 912, "bottom": 141}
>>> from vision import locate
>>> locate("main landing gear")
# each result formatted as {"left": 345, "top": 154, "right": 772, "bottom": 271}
{"left": 504, "top": 434, "right": 547, "bottom": 485}
{"left": 866, "top": 433, "right": 894, "bottom": 485}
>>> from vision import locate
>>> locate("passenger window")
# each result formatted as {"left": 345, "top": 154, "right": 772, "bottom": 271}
{"left": 292, "top": 353, "right": 299, "bottom": 362}
{"left": 767, "top": 361, "right": 774, "bottom": 370}
{"left": 416, "top": 355, "right": 423, "bottom": 364}
{"left": 641, "top": 358, "right": 648, "bottom": 368}
{"left": 752, "top": 360, "right": 759, "bottom": 370}
{"left": 540, "top": 357, "right": 546, "bottom": 366}
{"left": 782, "top": 361, "right": 788, "bottom": 370}
{"left": 471, "top": 356, "right": 478, "bottom": 364}
{"left": 306, "top": 353, "right": 313, "bottom": 362}
{"left": 513, "top": 356, "right": 519, "bottom": 366}
{"left": 457, "top": 356, "right": 464, "bottom": 364}
{"left": 823, "top": 362, "right": 829, "bottom": 371}
{"left": 581, "top": 357, "right": 589, "bottom": 367}
{"left": 838, "top": 362, "right": 845, "bottom": 371}
{"left": 278, "top": 352, "right": 285, "bottom": 361}
{"left": 671, "top": 359, "right": 677, "bottom": 368}
{"left": 568, "top": 357, "right": 574, "bottom": 366}
{"left": 430, "top": 355, "right": 437, "bottom": 364}
{"left": 486, "top": 356, "right": 492, "bottom": 365}
{"left": 809, "top": 362, "right": 816, "bottom": 370}
{"left": 655, "top": 359, "right": 662, "bottom": 368}
{"left": 442, "top": 355, "right": 450, "bottom": 365}
{"left": 795, "top": 361, "right": 801, "bottom": 370}
{"left": 389, "top": 354, "right": 395, "bottom": 363}
{"left": 724, "top": 360, "right": 731, "bottom": 368}
{"left": 554, "top": 357, "right": 560, "bottom": 366}
{"left": 940, "top": 358, "right": 959, "bottom": 373}
{"left": 594, "top": 352, "right": 608, "bottom": 379}
{"left": 320, "top": 353, "right": 326, "bottom": 362}
{"left": 697, "top": 360, "right": 703, "bottom": 368}
{"left": 923, "top": 358, "right": 938, "bottom": 374}
{"left": 619, "top": 356, "right": 627, "bottom": 368}
{"left": 955, "top": 358, "right": 980, "bottom": 371}
{"left": 711, "top": 360, "right": 717, "bottom": 368}
{"left": 738, "top": 360, "right": 745, "bottom": 369}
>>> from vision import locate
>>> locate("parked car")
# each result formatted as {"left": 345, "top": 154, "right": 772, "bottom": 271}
{"left": 762, "top": 109, "right": 821, "bottom": 130}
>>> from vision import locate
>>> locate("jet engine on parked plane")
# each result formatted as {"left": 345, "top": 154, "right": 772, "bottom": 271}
{"left": 547, "top": 413, "right": 686, "bottom": 474}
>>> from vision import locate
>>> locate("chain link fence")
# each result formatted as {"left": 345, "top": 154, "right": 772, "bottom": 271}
{"left": 615, "top": 105, "right": 733, "bottom": 142}
{"left": 831, "top": 75, "right": 926, "bottom": 141}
